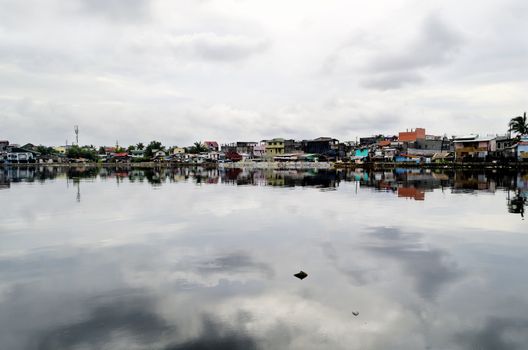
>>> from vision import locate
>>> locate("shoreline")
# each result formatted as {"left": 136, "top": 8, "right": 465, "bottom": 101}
{"left": 1, "top": 161, "right": 528, "bottom": 170}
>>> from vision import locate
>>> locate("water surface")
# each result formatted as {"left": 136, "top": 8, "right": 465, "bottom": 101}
{"left": 1, "top": 166, "right": 527, "bottom": 349}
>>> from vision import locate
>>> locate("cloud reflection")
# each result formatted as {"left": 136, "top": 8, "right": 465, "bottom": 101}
{"left": 37, "top": 294, "right": 170, "bottom": 350}
{"left": 455, "top": 317, "right": 528, "bottom": 350}
{"left": 365, "top": 227, "right": 462, "bottom": 300}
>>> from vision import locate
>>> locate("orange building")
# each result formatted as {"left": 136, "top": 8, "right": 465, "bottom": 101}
{"left": 398, "top": 128, "right": 426, "bottom": 142}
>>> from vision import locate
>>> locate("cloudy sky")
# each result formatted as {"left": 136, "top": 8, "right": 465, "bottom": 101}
{"left": 1, "top": 0, "right": 527, "bottom": 146}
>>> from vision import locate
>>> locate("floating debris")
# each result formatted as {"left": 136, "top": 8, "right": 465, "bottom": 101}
{"left": 352, "top": 311, "right": 359, "bottom": 316}
{"left": 294, "top": 271, "right": 308, "bottom": 280}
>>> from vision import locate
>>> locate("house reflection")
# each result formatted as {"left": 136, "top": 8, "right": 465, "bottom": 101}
{"left": 2, "top": 166, "right": 528, "bottom": 216}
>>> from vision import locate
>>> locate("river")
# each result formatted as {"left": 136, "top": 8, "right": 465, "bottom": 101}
{"left": 1, "top": 166, "right": 527, "bottom": 349}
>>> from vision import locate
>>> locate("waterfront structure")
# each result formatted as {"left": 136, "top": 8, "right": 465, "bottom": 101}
{"left": 172, "top": 147, "right": 185, "bottom": 155}
{"left": 399, "top": 128, "right": 426, "bottom": 142}
{"left": 130, "top": 149, "right": 145, "bottom": 159}
{"left": 6, "top": 147, "right": 36, "bottom": 163}
{"left": 265, "top": 138, "right": 285, "bottom": 157}
{"left": 252, "top": 144, "right": 266, "bottom": 159}
{"left": 53, "top": 145, "right": 69, "bottom": 155}
{"left": 517, "top": 135, "right": 528, "bottom": 161}
{"left": 453, "top": 135, "right": 497, "bottom": 161}
{"left": 0, "top": 141, "right": 8, "bottom": 152}
{"left": 235, "top": 142, "right": 258, "bottom": 155}
{"left": 204, "top": 141, "right": 219, "bottom": 152}
{"left": 359, "top": 136, "right": 379, "bottom": 146}
{"left": 303, "top": 137, "right": 339, "bottom": 155}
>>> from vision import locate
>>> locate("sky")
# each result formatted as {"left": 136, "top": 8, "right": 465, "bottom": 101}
{"left": 1, "top": 0, "right": 527, "bottom": 147}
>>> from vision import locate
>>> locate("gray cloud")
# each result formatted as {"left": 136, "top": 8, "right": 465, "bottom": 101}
{"left": 369, "top": 14, "right": 463, "bottom": 72}
{"left": 168, "top": 33, "right": 270, "bottom": 62}
{"left": 360, "top": 71, "right": 424, "bottom": 90}
{"left": 361, "top": 14, "right": 464, "bottom": 90}
{"left": 76, "top": 0, "right": 150, "bottom": 20}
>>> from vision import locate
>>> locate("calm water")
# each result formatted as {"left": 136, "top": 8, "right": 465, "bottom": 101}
{"left": 1, "top": 166, "right": 527, "bottom": 350}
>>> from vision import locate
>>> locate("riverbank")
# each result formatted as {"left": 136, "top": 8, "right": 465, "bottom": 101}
{"left": 2, "top": 161, "right": 528, "bottom": 170}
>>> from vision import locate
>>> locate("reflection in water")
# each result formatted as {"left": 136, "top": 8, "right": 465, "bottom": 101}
{"left": 2, "top": 166, "right": 526, "bottom": 216}
{"left": 1, "top": 166, "right": 527, "bottom": 349}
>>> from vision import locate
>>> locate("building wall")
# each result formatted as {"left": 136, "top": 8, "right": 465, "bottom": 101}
{"left": 399, "top": 128, "right": 426, "bottom": 142}
{"left": 266, "top": 139, "right": 285, "bottom": 156}
{"left": 518, "top": 144, "right": 528, "bottom": 160}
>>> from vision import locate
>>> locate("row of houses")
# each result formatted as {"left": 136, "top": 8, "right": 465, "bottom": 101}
{"left": 2, "top": 129, "right": 528, "bottom": 164}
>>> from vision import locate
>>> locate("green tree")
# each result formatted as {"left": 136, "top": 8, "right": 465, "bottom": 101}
{"left": 509, "top": 112, "right": 528, "bottom": 137}
{"left": 136, "top": 142, "right": 145, "bottom": 150}
{"left": 98, "top": 146, "right": 106, "bottom": 155}
{"left": 66, "top": 145, "right": 98, "bottom": 161}
{"left": 188, "top": 142, "right": 208, "bottom": 154}
{"left": 36, "top": 145, "right": 55, "bottom": 155}
{"left": 144, "top": 141, "right": 164, "bottom": 158}
{"left": 127, "top": 145, "right": 136, "bottom": 153}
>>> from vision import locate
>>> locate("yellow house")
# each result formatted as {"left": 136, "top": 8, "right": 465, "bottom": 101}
{"left": 53, "top": 146, "right": 67, "bottom": 155}
{"left": 172, "top": 147, "right": 186, "bottom": 155}
{"left": 265, "top": 138, "right": 285, "bottom": 157}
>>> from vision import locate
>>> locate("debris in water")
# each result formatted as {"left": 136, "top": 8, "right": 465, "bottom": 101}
{"left": 352, "top": 311, "right": 359, "bottom": 316}
{"left": 294, "top": 271, "right": 308, "bottom": 280}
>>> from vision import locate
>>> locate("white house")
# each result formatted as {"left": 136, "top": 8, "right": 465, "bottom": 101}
{"left": 7, "top": 148, "right": 36, "bottom": 163}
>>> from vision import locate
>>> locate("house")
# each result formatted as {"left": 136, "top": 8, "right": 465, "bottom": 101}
{"left": 204, "top": 141, "right": 219, "bottom": 152}
{"left": 6, "top": 147, "right": 37, "bottom": 163}
{"left": 204, "top": 151, "right": 221, "bottom": 162}
{"left": 0, "top": 141, "right": 8, "bottom": 152}
{"left": 265, "top": 138, "right": 285, "bottom": 157}
{"left": 352, "top": 149, "right": 369, "bottom": 163}
{"left": 152, "top": 150, "right": 167, "bottom": 159}
{"left": 453, "top": 135, "right": 497, "bottom": 161}
{"left": 399, "top": 128, "right": 426, "bottom": 142}
{"left": 236, "top": 142, "right": 257, "bottom": 155}
{"left": 252, "top": 144, "right": 266, "bottom": 159}
{"left": 225, "top": 151, "right": 242, "bottom": 162}
{"left": 130, "top": 149, "right": 145, "bottom": 159}
{"left": 395, "top": 154, "right": 421, "bottom": 163}
{"left": 359, "top": 136, "right": 380, "bottom": 146}
{"left": 303, "top": 137, "right": 339, "bottom": 155}
{"left": 432, "top": 152, "right": 454, "bottom": 163}
{"left": 496, "top": 135, "right": 515, "bottom": 151}
{"left": 110, "top": 152, "right": 129, "bottom": 162}
{"left": 284, "top": 139, "right": 301, "bottom": 153}
{"left": 21, "top": 143, "right": 37, "bottom": 151}
{"left": 517, "top": 135, "right": 528, "bottom": 161}
{"left": 53, "top": 145, "right": 72, "bottom": 155}
{"left": 172, "top": 147, "right": 186, "bottom": 155}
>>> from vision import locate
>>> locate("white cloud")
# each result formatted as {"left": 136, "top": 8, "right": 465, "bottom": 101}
{"left": 0, "top": 0, "right": 527, "bottom": 146}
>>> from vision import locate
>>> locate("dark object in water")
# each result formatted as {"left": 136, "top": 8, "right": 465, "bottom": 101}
{"left": 352, "top": 311, "right": 359, "bottom": 316}
{"left": 294, "top": 271, "right": 308, "bottom": 280}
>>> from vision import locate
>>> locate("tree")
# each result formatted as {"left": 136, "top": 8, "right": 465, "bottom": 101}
{"left": 98, "top": 146, "right": 106, "bottom": 155}
{"left": 144, "top": 141, "right": 164, "bottom": 158}
{"left": 509, "top": 112, "right": 528, "bottom": 137}
{"left": 36, "top": 145, "right": 55, "bottom": 155}
{"left": 127, "top": 145, "right": 136, "bottom": 153}
{"left": 66, "top": 145, "right": 97, "bottom": 161}
{"left": 188, "top": 142, "right": 208, "bottom": 154}
{"left": 136, "top": 142, "right": 145, "bottom": 150}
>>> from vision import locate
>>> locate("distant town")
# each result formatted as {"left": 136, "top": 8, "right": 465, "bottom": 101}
{"left": 2, "top": 113, "right": 528, "bottom": 166}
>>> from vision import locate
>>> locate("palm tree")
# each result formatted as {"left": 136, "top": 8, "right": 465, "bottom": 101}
{"left": 509, "top": 112, "right": 528, "bottom": 137}
{"left": 136, "top": 142, "right": 145, "bottom": 150}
